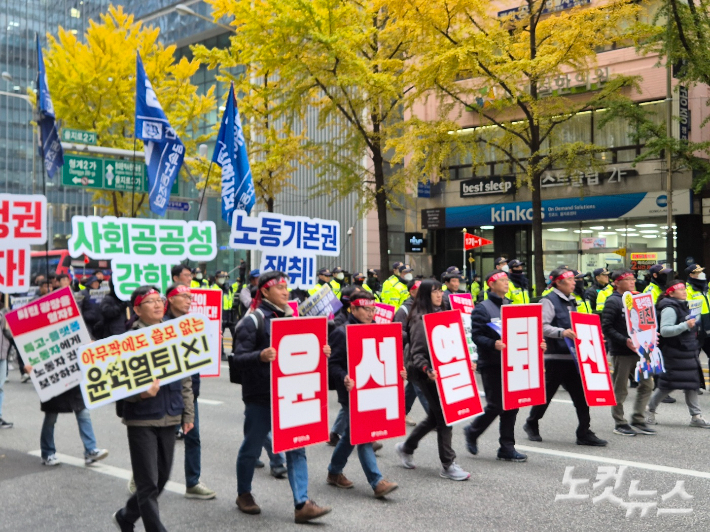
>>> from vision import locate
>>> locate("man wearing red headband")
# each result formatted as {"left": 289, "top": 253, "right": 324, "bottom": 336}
{"left": 233, "top": 271, "right": 333, "bottom": 523}
{"left": 601, "top": 269, "right": 656, "bottom": 437}
{"left": 524, "top": 268, "right": 607, "bottom": 447}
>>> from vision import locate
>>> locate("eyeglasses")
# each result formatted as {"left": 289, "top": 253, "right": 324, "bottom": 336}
{"left": 140, "top": 298, "right": 165, "bottom": 306}
{"left": 355, "top": 307, "right": 377, "bottom": 314}
{"left": 174, "top": 294, "right": 193, "bottom": 301}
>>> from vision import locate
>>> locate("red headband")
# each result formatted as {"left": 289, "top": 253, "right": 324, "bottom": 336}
{"left": 250, "top": 276, "right": 288, "bottom": 310}
{"left": 487, "top": 272, "right": 508, "bottom": 287}
{"left": 167, "top": 284, "right": 191, "bottom": 299}
{"left": 614, "top": 272, "right": 634, "bottom": 282}
{"left": 412, "top": 281, "right": 421, "bottom": 291}
{"left": 351, "top": 298, "right": 376, "bottom": 307}
{"left": 134, "top": 288, "right": 159, "bottom": 307}
{"left": 665, "top": 282, "right": 685, "bottom": 296}
{"left": 554, "top": 270, "right": 574, "bottom": 283}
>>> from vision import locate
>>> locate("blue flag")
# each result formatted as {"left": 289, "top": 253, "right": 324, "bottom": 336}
{"left": 134, "top": 53, "right": 185, "bottom": 217}
{"left": 36, "top": 35, "right": 63, "bottom": 179}
{"left": 212, "top": 82, "right": 255, "bottom": 224}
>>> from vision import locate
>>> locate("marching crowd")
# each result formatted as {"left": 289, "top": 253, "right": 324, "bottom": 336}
{"left": 0, "top": 257, "right": 708, "bottom": 530}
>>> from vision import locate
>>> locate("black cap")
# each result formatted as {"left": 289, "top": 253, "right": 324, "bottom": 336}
{"left": 593, "top": 268, "right": 609, "bottom": 277}
{"left": 508, "top": 259, "right": 524, "bottom": 269}
{"left": 392, "top": 261, "right": 404, "bottom": 271}
{"left": 573, "top": 270, "right": 585, "bottom": 279}
{"left": 648, "top": 264, "right": 665, "bottom": 275}
{"left": 401, "top": 265, "right": 413, "bottom": 274}
{"left": 494, "top": 257, "right": 508, "bottom": 266}
{"left": 367, "top": 268, "right": 377, "bottom": 276}
{"left": 317, "top": 268, "right": 332, "bottom": 276}
{"left": 685, "top": 263, "right": 704, "bottom": 275}
{"left": 445, "top": 267, "right": 462, "bottom": 280}
{"left": 353, "top": 272, "right": 366, "bottom": 280}
{"left": 332, "top": 267, "right": 344, "bottom": 274}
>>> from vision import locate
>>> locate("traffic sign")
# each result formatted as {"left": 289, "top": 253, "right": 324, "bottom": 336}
{"left": 167, "top": 201, "right": 191, "bottom": 213}
{"left": 464, "top": 233, "right": 493, "bottom": 250}
{"left": 61, "top": 128, "right": 97, "bottom": 145}
{"left": 613, "top": 248, "right": 627, "bottom": 257}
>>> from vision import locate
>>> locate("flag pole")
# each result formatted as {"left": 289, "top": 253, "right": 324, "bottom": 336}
{"left": 195, "top": 161, "right": 214, "bottom": 221}
{"left": 130, "top": 136, "right": 137, "bottom": 218}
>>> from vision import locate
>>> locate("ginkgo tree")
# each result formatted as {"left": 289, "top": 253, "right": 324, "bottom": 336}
{"left": 44, "top": 5, "right": 215, "bottom": 217}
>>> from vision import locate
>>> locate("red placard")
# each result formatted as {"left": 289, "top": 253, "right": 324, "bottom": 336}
{"left": 6, "top": 286, "right": 78, "bottom": 336}
{"left": 449, "top": 293, "right": 474, "bottom": 314}
{"left": 501, "top": 304, "right": 546, "bottom": 410}
{"left": 464, "top": 233, "right": 493, "bottom": 250}
{"left": 374, "top": 303, "right": 395, "bottom": 324}
{"left": 287, "top": 300, "right": 299, "bottom": 316}
{"left": 270, "top": 316, "right": 329, "bottom": 453}
{"left": 422, "top": 310, "right": 482, "bottom": 425}
{"left": 346, "top": 322, "right": 406, "bottom": 445}
{"left": 189, "top": 288, "right": 222, "bottom": 377}
{"left": 570, "top": 312, "right": 616, "bottom": 406}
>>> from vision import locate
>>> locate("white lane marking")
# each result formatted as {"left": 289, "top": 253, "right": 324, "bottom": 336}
{"left": 551, "top": 399, "right": 573, "bottom": 404}
{"left": 28, "top": 451, "right": 185, "bottom": 494}
{"left": 516, "top": 445, "right": 710, "bottom": 480}
{"left": 197, "top": 398, "right": 223, "bottom": 405}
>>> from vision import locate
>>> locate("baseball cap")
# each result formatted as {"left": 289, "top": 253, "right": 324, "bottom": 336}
{"left": 248, "top": 269, "right": 260, "bottom": 279}
{"left": 508, "top": 259, "right": 524, "bottom": 269}
{"left": 494, "top": 257, "right": 508, "bottom": 266}
{"left": 367, "top": 268, "right": 377, "bottom": 276}
{"left": 317, "top": 268, "right": 332, "bottom": 276}
{"left": 353, "top": 272, "right": 366, "bottom": 280}
{"left": 401, "top": 265, "right": 414, "bottom": 274}
{"left": 593, "top": 268, "right": 609, "bottom": 277}
{"left": 392, "top": 261, "right": 404, "bottom": 271}
{"left": 685, "top": 263, "right": 704, "bottom": 275}
{"left": 332, "top": 266, "right": 344, "bottom": 274}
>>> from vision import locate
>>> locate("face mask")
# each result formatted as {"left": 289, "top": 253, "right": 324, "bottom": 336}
{"left": 196, "top": 273, "right": 203, "bottom": 280}
{"left": 404, "top": 273, "right": 413, "bottom": 281}
{"left": 699, "top": 273, "right": 707, "bottom": 281}
{"left": 216, "top": 277, "right": 226, "bottom": 285}
{"left": 501, "top": 265, "right": 509, "bottom": 272}
{"left": 335, "top": 273, "right": 344, "bottom": 281}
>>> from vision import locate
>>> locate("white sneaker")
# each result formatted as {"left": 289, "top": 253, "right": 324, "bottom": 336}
{"left": 85, "top": 448, "right": 109, "bottom": 465}
{"left": 42, "top": 454, "right": 60, "bottom": 466}
{"left": 645, "top": 408, "right": 657, "bottom": 425}
{"left": 395, "top": 442, "right": 415, "bottom": 469}
{"left": 690, "top": 415, "right": 710, "bottom": 429}
{"left": 405, "top": 415, "right": 417, "bottom": 427}
{"left": 20, "top": 373, "right": 30, "bottom": 383}
{"left": 440, "top": 462, "right": 470, "bottom": 481}
{"left": 127, "top": 476, "right": 136, "bottom": 495}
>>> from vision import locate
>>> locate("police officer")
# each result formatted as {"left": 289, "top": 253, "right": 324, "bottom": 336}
{"left": 524, "top": 268, "right": 607, "bottom": 447}
{"left": 381, "top": 262, "right": 409, "bottom": 310}
{"left": 494, "top": 257, "right": 508, "bottom": 272}
{"left": 331, "top": 267, "right": 345, "bottom": 298}
{"left": 211, "top": 270, "right": 235, "bottom": 331}
{"left": 366, "top": 269, "right": 381, "bottom": 294}
{"left": 309, "top": 268, "right": 337, "bottom": 296}
{"left": 191, "top": 268, "right": 209, "bottom": 288}
{"left": 644, "top": 264, "right": 673, "bottom": 304}
{"left": 686, "top": 263, "right": 710, "bottom": 356}
{"left": 470, "top": 274, "right": 482, "bottom": 303}
{"left": 572, "top": 271, "right": 592, "bottom": 313}
{"left": 506, "top": 259, "right": 530, "bottom": 305}
{"left": 585, "top": 268, "right": 609, "bottom": 312}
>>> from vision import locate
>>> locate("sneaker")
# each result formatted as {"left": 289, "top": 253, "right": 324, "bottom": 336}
{"left": 630, "top": 422, "right": 656, "bottom": 435}
{"left": 496, "top": 450, "right": 528, "bottom": 462}
{"left": 294, "top": 500, "right": 332, "bottom": 524}
{"left": 0, "top": 418, "right": 13, "bottom": 429}
{"left": 255, "top": 459, "right": 265, "bottom": 469}
{"left": 236, "top": 492, "right": 261, "bottom": 515}
{"left": 20, "top": 373, "right": 30, "bottom": 383}
{"left": 405, "top": 415, "right": 416, "bottom": 427}
{"left": 112, "top": 510, "right": 134, "bottom": 532}
{"left": 327, "top": 432, "right": 340, "bottom": 447}
{"left": 371, "top": 441, "right": 383, "bottom": 452}
{"left": 523, "top": 422, "right": 542, "bottom": 442}
{"left": 42, "top": 454, "right": 60, "bottom": 466}
{"left": 576, "top": 431, "right": 608, "bottom": 447}
{"left": 185, "top": 482, "right": 216, "bottom": 499}
{"left": 645, "top": 408, "right": 657, "bottom": 425}
{"left": 699, "top": 388, "right": 705, "bottom": 395}
{"left": 395, "top": 442, "right": 415, "bottom": 469}
{"left": 85, "top": 448, "right": 109, "bottom": 465}
{"left": 690, "top": 415, "right": 710, "bottom": 429}
{"left": 464, "top": 426, "right": 478, "bottom": 455}
{"left": 439, "top": 462, "right": 471, "bottom": 481}
{"left": 326, "top": 472, "right": 354, "bottom": 489}
{"left": 270, "top": 465, "right": 287, "bottom": 479}
{"left": 661, "top": 395, "right": 676, "bottom": 404}
{"left": 127, "top": 476, "right": 136, "bottom": 495}
{"left": 613, "top": 424, "right": 637, "bottom": 436}
{"left": 373, "top": 479, "right": 398, "bottom": 498}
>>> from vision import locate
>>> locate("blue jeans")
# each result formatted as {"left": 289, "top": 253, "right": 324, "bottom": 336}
{"left": 405, "top": 381, "right": 430, "bottom": 416}
{"left": 263, "top": 432, "right": 285, "bottom": 468}
{"left": 0, "top": 359, "right": 7, "bottom": 418}
{"left": 328, "top": 411, "right": 383, "bottom": 490}
{"left": 331, "top": 407, "right": 347, "bottom": 436}
{"left": 185, "top": 400, "right": 201, "bottom": 488}
{"left": 40, "top": 409, "right": 97, "bottom": 459}
{"left": 236, "top": 402, "right": 309, "bottom": 506}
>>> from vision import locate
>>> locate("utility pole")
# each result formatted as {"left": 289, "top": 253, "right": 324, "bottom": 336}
{"left": 665, "top": 0, "right": 674, "bottom": 269}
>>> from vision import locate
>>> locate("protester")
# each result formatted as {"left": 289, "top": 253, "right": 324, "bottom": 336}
{"left": 233, "top": 271, "right": 332, "bottom": 523}
{"left": 98, "top": 279, "right": 130, "bottom": 339}
{"left": 79, "top": 276, "right": 103, "bottom": 339}
{"left": 395, "top": 279, "right": 470, "bottom": 481}
{"left": 113, "top": 285, "right": 195, "bottom": 532}
{"left": 0, "top": 298, "right": 13, "bottom": 428}
{"left": 601, "top": 269, "right": 656, "bottom": 436}
{"left": 57, "top": 274, "right": 71, "bottom": 289}
{"left": 326, "top": 291, "right": 399, "bottom": 498}
{"left": 645, "top": 281, "right": 710, "bottom": 428}
{"left": 523, "top": 268, "right": 607, "bottom": 447}
{"left": 441, "top": 267, "right": 463, "bottom": 310}
{"left": 235, "top": 269, "right": 260, "bottom": 322}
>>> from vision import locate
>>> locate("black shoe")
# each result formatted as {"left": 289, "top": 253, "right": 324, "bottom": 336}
{"left": 631, "top": 422, "right": 656, "bottom": 435}
{"left": 112, "top": 510, "right": 134, "bottom": 532}
{"left": 613, "top": 424, "right": 636, "bottom": 436}
{"left": 255, "top": 459, "right": 265, "bottom": 468}
{"left": 661, "top": 395, "right": 676, "bottom": 404}
{"left": 0, "top": 418, "right": 13, "bottom": 429}
{"left": 327, "top": 432, "right": 340, "bottom": 447}
{"left": 523, "top": 423, "right": 542, "bottom": 442}
{"left": 629, "top": 380, "right": 639, "bottom": 388}
{"left": 576, "top": 431, "right": 608, "bottom": 447}
{"left": 464, "top": 426, "right": 478, "bottom": 455}
{"left": 270, "top": 465, "right": 287, "bottom": 479}
{"left": 496, "top": 450, "right": 527, "bottom": 462}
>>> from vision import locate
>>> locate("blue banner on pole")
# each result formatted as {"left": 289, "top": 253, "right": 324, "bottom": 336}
{"left": 134, "top": 53, "right": 184, "bottom": 217}
{"left": 212, "top": 82, "right": 255, "bottom": 224}
{"left": 36, "top": 35, "right": 63, "bottom": 178}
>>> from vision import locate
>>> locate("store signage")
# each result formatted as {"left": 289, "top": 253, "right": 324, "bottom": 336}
{"left": 405, "top": 232, "right": 425, "bottom": 253}
{"left": 422, "top": 208, "right": 446, "bottom": 230}
{"left": 630, "top": 252, "right": 658, "bottom": 271}
{"left": 541, "top": 168, "right": 638, "bottom": 188}
{"left": 418, "top": 181, "right": 431, "bottom": 198}
{"left": 679, "top": 86, "right": 690, "bottom": 141}
{"left": 460, "top": 176, "right": 516, "bottom": 198}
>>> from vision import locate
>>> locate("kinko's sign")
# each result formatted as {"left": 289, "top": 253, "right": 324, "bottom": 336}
{"left": 570, "top": 312, "right": 616, "bottom": 406}
{"left": 347, "top": 323, "right": 406, "bottom": 445}
{"left": 423, "top": 310, "right": 482, "bottom": 425}
{"left": 188, "top": 289, "right": 223, "bottom": 378}
{"left": 271, "top": 317, "right": 329, "bottom": 453}
{"left": 0, "top": 194, "right": 47, "bottom": 292}
{"left": 501, "top": 304, "right": 546, "bottom": 410}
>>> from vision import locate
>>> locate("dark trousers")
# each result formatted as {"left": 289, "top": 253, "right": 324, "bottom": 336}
{"left": 402, "top": 376, "right": 455, "bottom": 468}
{"left": 466, "top": 367, "right": 518, "bottom": 452}
{"left": 119, "top": 425, "right": 176, "bottom": 532}
{"left": 526, "top": 358, "right": 591, "bottom": 438}
{"left": 184, "top": 400, "right": 200, "bottom": 488}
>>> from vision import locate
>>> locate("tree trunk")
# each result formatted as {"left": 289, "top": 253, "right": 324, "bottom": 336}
{"left": 372, "top": 144, "right": 389, "bottom": 276}
{"left": 266, "top": 195, "right": 274, "bottom": 213}
{"left": 530, "top": 169, "right": 544, "bottom": 297}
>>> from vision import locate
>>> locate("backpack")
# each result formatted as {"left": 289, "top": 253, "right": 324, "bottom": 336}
{"left": 229, "top": 309, "right": 265, "bottom": 384}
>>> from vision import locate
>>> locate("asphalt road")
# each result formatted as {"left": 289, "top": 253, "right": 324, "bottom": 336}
{"left": 1, "top": 362, "right": 709, "bottom": 532}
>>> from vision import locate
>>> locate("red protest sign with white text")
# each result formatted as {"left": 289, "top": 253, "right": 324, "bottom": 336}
{"left": 347, "top": 322, "right": 405, "bottom": 445}
{"left": 570, "top": 312, "right": 616, "bottom": 406}
{"left": 423, "top": 310, "right": 482, "bottom": 425}
{"left": 0, "top": 194, "right": 47, "bottom": 292}
{"left": 374, "top": 303, "right": 395, "bottom": 324}
{"left": 270, "top": 316, "right": 329, "bottom": 453}
{"left": 501, "top": 304, "right": 546, "bottom": 410}
{"left": 189, "top": 288, "right": 222, "bottom": 377}
{"left": 449, "top": 293, "right": 474, "bottom": 315}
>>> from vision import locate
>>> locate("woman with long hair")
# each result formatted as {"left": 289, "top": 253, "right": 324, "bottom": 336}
{"left": 395, "top": 280, "right": 471, "bottom": 481}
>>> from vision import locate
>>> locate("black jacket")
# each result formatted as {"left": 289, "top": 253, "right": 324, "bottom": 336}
{"left": 601, "top": 291, "right": 636, "bottom": 357}
{"left": 41, "top": 386, "right": 86, "bottom": 414}
{"left": 394, "top": 297, "right": 414, "bottom": 347}
{"left": 165, "top": 310, "right": 201, "bottom": 400}
{"left": 406, "top": 307, "right": 442, "bottom": 377}
{"left": 98, "top": 293, "right": 129, "bottom": 339}
{"left": 584, "top": 282, "right": 605, "bottom": 311}
{"left": 80, "top": 288, "right": 103, "bottom": 338}
{"left": 471, "top": 293, "right": 507, "bottom": 370}
{"left": 657, "top": 297, "right": 704, "bottom": 390}
{"left": 328, "top": 313, "right": 361, "bottom": 405}
{"left": 233, "top": 301, "right": 288, "bottom": 404}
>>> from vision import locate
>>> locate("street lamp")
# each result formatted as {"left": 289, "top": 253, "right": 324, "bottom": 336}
{"left": 1, "top": 72, "right": 11, "bottom": 83}
{"left": 175, "top": 3, "right": 236, "bottom": 33}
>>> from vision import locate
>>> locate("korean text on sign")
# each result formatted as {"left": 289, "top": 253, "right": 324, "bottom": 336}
{"left": 373, "top": 303, "right": 395, "bottom": 324}
{"left": 78, "top": 314, "right": 217, "bottom": 409}
{"left": 0, "top": 194, "right": 47, "bottom": 292}
{"left": 347, "top": 322, "right": 405, "bottom": 445}
{"left": 298, "top": 284, "right": 343, "bottom": 318}
{"left": 423, "top": 310, "right": 482, "bottom": 425}
{"left": 622, "top": 291, "right": 664, "bottom": 380}
{"left": 501, "top": 304, "right": 546, "bottom": 410}
{"left": 570, "top": 312, "right": 616, "bottom": 406}
{"left": 112, "top": 262, "right": 173, "bottom": 301}
{"left": 270, "top": 317, "right": 329, "bottom": 454}
{"left": 188, "top": 289, "right": 223, "bottom": 378}
{"left": 259, "top": 254, "right": 315, "bottom": 289}
{"left": 5, "top": 287, "right": 91, "bottom": 403}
